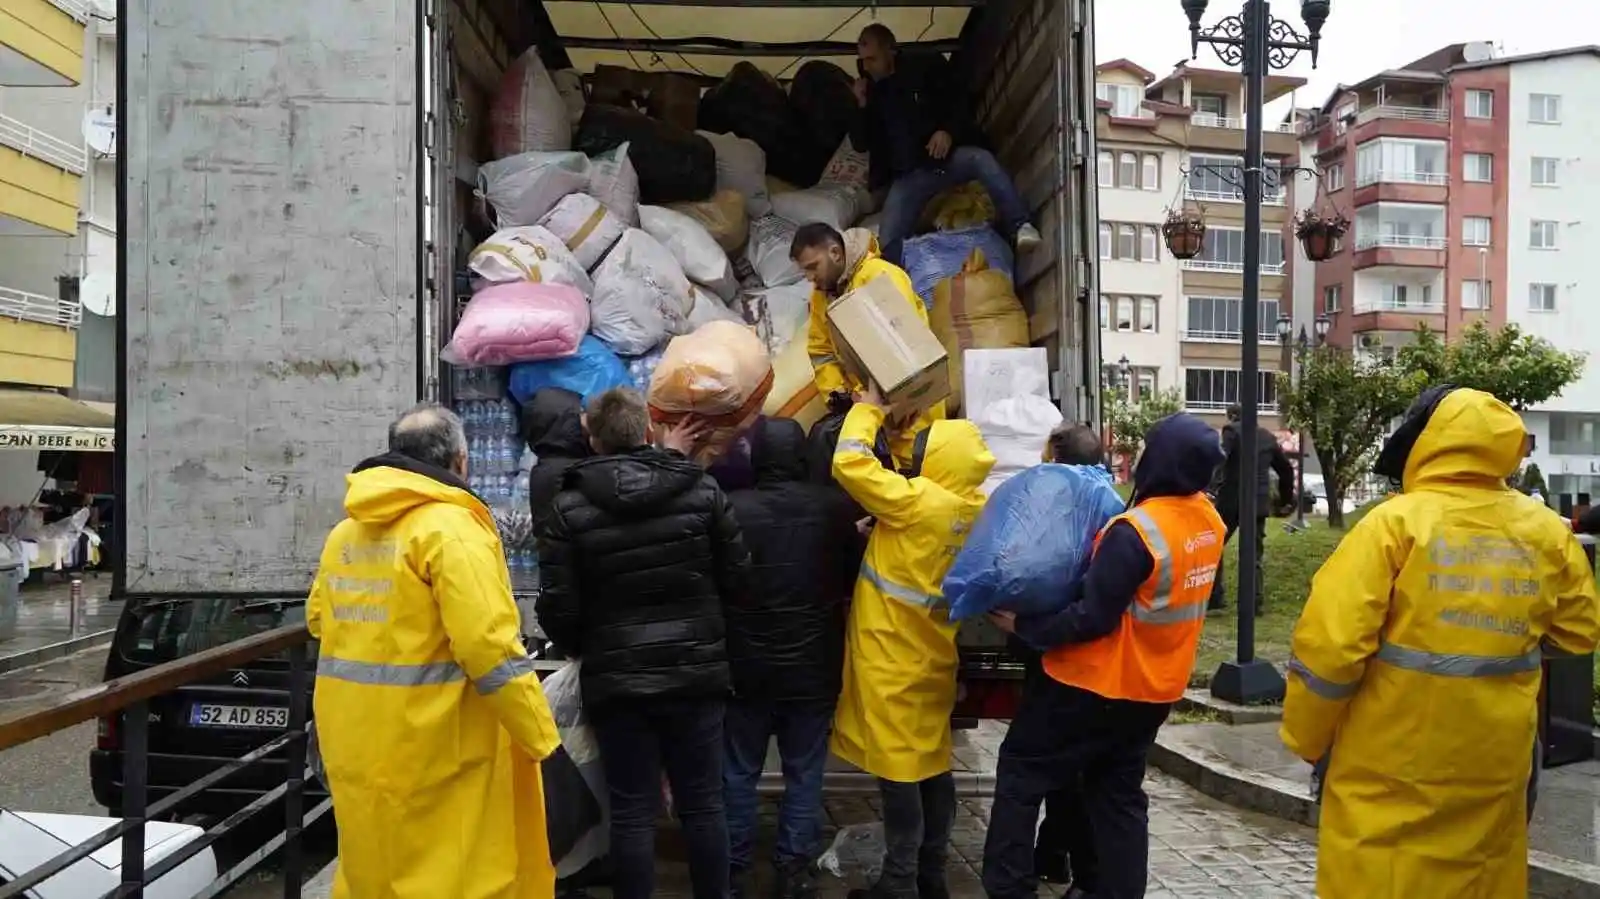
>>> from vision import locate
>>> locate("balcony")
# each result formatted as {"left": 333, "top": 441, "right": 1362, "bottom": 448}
{"left": 0, "top": 114, "right": 85, "bottom": 236}
{"left": 0, "top": 114, "right": 87, "bottom": 175}
{"left": 0, "top": 286, "right": 80, "bottom": 388}
{"left": 1357, "top": 105, "right": 1449, "bottom": 124}
{"left": 1352, "top": 296, "right": 1445, "bottom": 315}
{"left": 0, "top": 0, "right": 86, "bottom": 85}
{"left": 1185, "top": 186, "right": 1286, "bottom": 205}
{"left": 1180, "top": 259, "right": 1287, "bottom": 275}
{"left": 1190, "top": 113, "right": 1297, "bottom": 134}
{"left": 1353, "top": 204, "right": 1446, "bottom": 269}
{"left": 1353, "top": 233, "right": 1447, "bottom": 251}
{"left": 0, "top": 285, "right": 82, "bottom": 329}
{"left": 1355, "top": 169, "right": 1447, "bottom": 188}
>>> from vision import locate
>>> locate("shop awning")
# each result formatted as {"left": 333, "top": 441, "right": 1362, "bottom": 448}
{"left": 0, "top": 388, "right": 114, "bottom": 452}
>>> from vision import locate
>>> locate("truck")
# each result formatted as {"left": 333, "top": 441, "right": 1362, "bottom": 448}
{"left": 94, "top": 0, "right": 1103, "bottom": 812}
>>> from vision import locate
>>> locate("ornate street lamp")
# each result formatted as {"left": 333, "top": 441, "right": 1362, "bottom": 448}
{"left": 1116, "top": 354, "right": 1133, "bottom": 397}
{"left": 1183, "top": 0, "right": 1332, "bottom": 706}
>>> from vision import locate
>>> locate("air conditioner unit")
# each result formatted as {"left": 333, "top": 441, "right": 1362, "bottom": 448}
{"left": 1358, "top": 333, "right": 1382, "bottom": 349}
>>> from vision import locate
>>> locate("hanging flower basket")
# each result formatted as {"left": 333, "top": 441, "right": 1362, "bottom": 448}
{"left": 1295, "top": 208, "right": 1350, "bottom": 262}
{"left": 1161, "top": 209, "right": 1207, "bottom": 260}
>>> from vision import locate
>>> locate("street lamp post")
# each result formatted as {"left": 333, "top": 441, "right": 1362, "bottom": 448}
{"left": 1182, "top": 0, "right": 1331, "bottom": 706}
{"left": 1277, "top": 314, "right": 1330, "bottom": 532}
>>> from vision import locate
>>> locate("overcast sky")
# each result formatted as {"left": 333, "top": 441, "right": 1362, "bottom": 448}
{"left": 1094, "top": 0, "right": 1600, "bottom": 115}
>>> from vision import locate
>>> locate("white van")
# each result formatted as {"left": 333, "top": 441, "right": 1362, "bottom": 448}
{"left": 0, "top": 810, "right": 217, "bottom": 899}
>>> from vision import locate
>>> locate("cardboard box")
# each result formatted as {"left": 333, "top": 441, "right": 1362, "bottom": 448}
{"left": 827, "top": 275, "right": 950, "bottom": 417}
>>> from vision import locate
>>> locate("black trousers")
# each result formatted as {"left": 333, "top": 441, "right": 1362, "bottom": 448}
{"left": 981, "top": 677, "right": 1170, "bottom": 899}
{"left": 1021, "top": 653, "right": 1097, "bottom": 888}
{"left": 1208, "top": 509, "right": 1266, "bottom": 610}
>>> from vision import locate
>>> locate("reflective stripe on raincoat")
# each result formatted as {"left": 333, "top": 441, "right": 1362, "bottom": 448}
{"left": 1281, "top": 388, "right": 1600, "bottom": 899}
{"left": 829, "top": 404, "right": 994, "bottom": 783}
{"left": 805, "top": 229, "right": 946, "bottom": 469}
{"left": 308, "top": 459, "right": 562, "bottom": 899}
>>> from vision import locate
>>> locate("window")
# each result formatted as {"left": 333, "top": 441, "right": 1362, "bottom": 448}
{"left": 1465, "top": 89, "right": 1494, "bottom": 119}
{"left": 1188, "top": 154, "right": 1284, "bottom": 201}
{"left": 1115, "top": 296, "right": 1135, "bottom": 331}
{"left": 1097, "top": 150, "right": 1113, "bottom": 188}
{"left": 1462, "top": 216, "right": 1491, "bottom": 246}
{"left": 1461, "top": 279, "right": 1490, "bottom": 310}
{"left": 1530, "top": 220, "right": 1559, "bottom": 250}
{"left": 1464, "top": 153, "right": 1493, "bottom": 182}
{"left": 1184, "top": 296, "right": 1281, "bottom": 341}
{"left": 1119, "top": 152, "right": 1138, "bottom": 188}
{"left": 1193, "top": 93, "right": 1227, "bottom": 118}
{"left": 1184, "top": 367, "right": 1279, "bottom": 412}
{"left": 1116, "top": 224, "right": 1137, "bottom": 259}
{"left": 1138, "top": 296, "right": 1158, "bottom": 333}
{"left": 1529, "top": 282, "right": 1558, "bottom": 312}
{"left": 1355, "top": 138, "right": 1448, "bottom": 186}
{"left": 1104, "top": 295, "right": 1159, "bottom": 332}
{"left": 1530, "top": 93, "right": 1562, "bottom": 124}
{"left": 1381, "top": 282, "right": 1433, "bottom": 309}
{"left": 1323, "top": 284, "right": 1342, "bottom": 313}
{"left": 1141, "top": 154, "right": 1160, "bottom": 191}
{"left": 1096, "top": 82, "right": 1145, "bottom": 118}
{"left": 1098, "top": 222, "right": 1111, "bottom": 259}
{"left": 1532, "top": 157, "right": 1561, "bottom": 187}
{"left": 1326, "top": 163, "right": 1345, "bottom": 191}
{"left": 1335, "top": 101, "right": 1356, "bottom": 135}
{"left": 1101, "top": 221, "right": 1161, "bottom": 261}
{"left": 1099, "top": 295, "right": 1110, "bottom": 329}
{"left": 1101, "top": 365, "right": 1161, "bottom": 401}
{"left": 1187, "top": 227, "right": 1286, "bottom": 272}
{"left": 1140, "top": 225, "right": 1160, "bottom": 261}
{"left": 1135, "top": 368, "right": 1157, "bottom": 399}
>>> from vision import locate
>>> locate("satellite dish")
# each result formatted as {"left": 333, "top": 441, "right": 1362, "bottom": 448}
{"left": 1462, "top": 42, "right": 1495, "bottom": 63}
{"left": 79, "top": 270, "right": 114, "bottom": 317}
{"left": 82, "top": 107, "right": 115, "bottom": 158}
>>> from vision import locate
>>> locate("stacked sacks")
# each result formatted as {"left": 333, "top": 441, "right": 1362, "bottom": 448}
{"left": 539, "top": 194, "right": 628, "bottom": 271}
{"left": 468, "top": 226, "right": 593, "bottom": 295}
{"left": 648, "top": 320, "right": 776, "bottom": 464}
{"left": 668, "top": 189, "right": 749, "bottom": 253}
{"left": 639, "top": 205, "right": 739, "bottom": 302}
{"left": 698, "top": 62, "right": 817, "bottom": 188}
{"left": 920, "top": 182, "right": 995, "bottom": 233}
{"left": 787, "top": 62, "right": 859, "bottom": 167}
{"left": 442, "top": 282, "right": 590, "bottom": 368}
{"left": 589, "top": 228, "right": 695, "bottom": 356}
{"left": 508, "top": 334, "right": 632, "bottom": 406}
{"left": 903, "top": 225, "right": 1016, "bottom": 309}
{"left": 575, "top": 105, "right": 717, "bottom": 206}
{"left": 696, "top": 131, "right": 770, "bottom": 218}
{"left": 490, "top": 47, "right": 571, "bottom": 158}
{"left": 929, "top": 249, "right": 1030, "bottom": 415}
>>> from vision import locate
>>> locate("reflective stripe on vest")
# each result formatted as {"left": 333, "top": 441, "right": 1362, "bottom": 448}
{"left": 318, "top": 654, "right": 538, "bottom": 695}
{"left": 860, "top": 561, "right": 942, "bottom": 610}
{"left": 1124, "top": 507, "right": 1208, "bottom": 625}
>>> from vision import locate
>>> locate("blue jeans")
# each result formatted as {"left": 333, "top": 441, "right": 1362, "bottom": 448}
{"left": 723, "top": 698, "right": 835, "bottom": 870}
{"left": 878, "top": 145, "right": 1032, "bottom": 267}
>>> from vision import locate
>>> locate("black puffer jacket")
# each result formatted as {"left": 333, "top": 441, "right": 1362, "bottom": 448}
{"left": 523, "top": 388, "right": 590, "bottom": 529}
{"left": 726, "top": 419, "right": 862, "bottom": 702}
{"left": 535, "top": 446, "right": 751, "bottom": 708}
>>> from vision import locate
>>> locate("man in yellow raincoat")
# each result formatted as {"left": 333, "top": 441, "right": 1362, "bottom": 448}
{"left": 792, "top": 222, "right": 946, "bottom": 470}
{"left": 1282, "top": 386, "right": 1600, "bottom": 899}
{"left": 308, "top": 403, "right": 562, "bottom": 899}
{"left": 829, "top": 380, "right": 994, "bottom": 899}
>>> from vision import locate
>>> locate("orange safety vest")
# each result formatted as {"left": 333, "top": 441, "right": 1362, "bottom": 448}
{"left": 1043, "top": 494, "right": 1225, "bottom": 703}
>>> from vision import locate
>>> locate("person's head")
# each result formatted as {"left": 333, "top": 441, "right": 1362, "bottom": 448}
{"left": 1373, "top": 386, "right": 1525, "bottom": 492}
{"left": 1130, "top": 413, "right": 1225, "bottom": 503}
{"left": 522, "top": 387, "right": 590, "bottom": 458}
{"left": 583, "top": 387, "right": 654, "bottom": 455}
{"left": 904, "top": 419, "right": 995, "bottom": 497}
{"left": 790, "top": 222, "right": 848, "bottom": 293}
{"left": 750, "top": 417, "right": 809, "bottom": 485}
{"left": 1045, "top": 423, "right": 1105, "bottom": 466}
{"left": 857, "top": 23, "right": 897, "bottom": 80}
{"left": 389, "top": 403, "right": 469, "bottom": 478}
{"left": 1225, "top": 403, "right": 1242, "bottom": 423}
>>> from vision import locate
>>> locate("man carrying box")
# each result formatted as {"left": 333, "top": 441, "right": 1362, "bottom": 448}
{"left": 791, "top": 223, "right": 946, "bottom": 471}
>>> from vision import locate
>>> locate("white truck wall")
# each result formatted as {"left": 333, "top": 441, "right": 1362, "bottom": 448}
{"left": 123, "top": 0, "right": 423, "bottom": 594}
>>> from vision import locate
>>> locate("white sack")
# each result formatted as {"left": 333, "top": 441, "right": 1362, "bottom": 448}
{"left": 538, "top": 193, "right": 626, "bottom": 271}
{"left": 687, "top": 286, "right": 747, "bottom": 329}
{"left": 468, "top": 226, "right": 594, "bottom": 295}
{"left": 739, "top": 281, "right": 812, "bottom": 357}
{"left": 588, "top": 142, "right": 641, "bottom": 227}
{"left": 696, "top": 130, "right": 771, "bottom": 218}
{"left": 963, "top": 348, "right": 1062, "bottom": 497}
{"left": 819, "top": 136, "right": 870, "bottom": 189}
{"left": 551, "top": 68, "right": 587, "bottom": 129}
{"left": 478, "top": 151, "right": 591, "bottom": 228}
{"left": 590, "top": 229, "right": 695, "bottom": 356}
{"left": 490, "top": 47, "right": 571, "bottom": 158}
{"left": 741, "top": 214, "right": 804, "bottom": 289}
{"left": 639, "top": 204, "right": 739, "bottom": 302}
{"left": 859, "top": 211, "right": 885, "bottom": 238}
{"left": 770, "top": 182, "right": 867, "bottom": 233}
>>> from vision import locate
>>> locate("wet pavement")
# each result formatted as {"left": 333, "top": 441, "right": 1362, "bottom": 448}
{"left": 0, "top": 576, "right": 121, "bottom": 663}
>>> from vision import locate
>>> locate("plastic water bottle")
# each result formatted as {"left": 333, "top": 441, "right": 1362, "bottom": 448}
{"left": 468, "top": 472, "right": 485, "bottom": 498}
{"left": 500, "top": 399, "right": 517, "bottom": 434}
{"left": 499, "top": 435, "right": 518, "bottom": 472}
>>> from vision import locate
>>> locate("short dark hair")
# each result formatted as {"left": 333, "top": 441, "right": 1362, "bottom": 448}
{"left": 1048, "top": 423, "right": 1104, "bottom": 466}
{"left": 789, "top": 222, "right": 845, "bottom": 260}
{"left": 586, "top": 388, "right": 651, "bottom": 454}
{"left": 859, "top": 23, "right": 896, "bottom": 47}
{"left": 1226, "top": 403, "right": 1242, "bottom": 421}
{"left": 389, "top": 403, "right": 467, "bottom": 471}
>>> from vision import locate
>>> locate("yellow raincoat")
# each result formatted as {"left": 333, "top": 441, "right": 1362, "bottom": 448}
{"left": 830, "top": 404, "right": 995, "bottom": 782}
{"left": 307, "top": 458, "right": 563, "bottom": 899}
{"left": 806, "top": 229, "right": 947, "bottom": 469}
{"left": 1282, "top": 389, "right": 1600, "bottom": 899}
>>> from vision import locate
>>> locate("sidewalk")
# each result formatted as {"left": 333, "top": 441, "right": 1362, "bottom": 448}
{"left": 0, "top": 575, "right": 120, "bottom": 671}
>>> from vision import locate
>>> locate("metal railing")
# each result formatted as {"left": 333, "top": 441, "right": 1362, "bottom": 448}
{"left": 1353, "top": 232, "right": 1448, "bottom": 251}
{"left": 1354, "top": 169, "right": 1448, "bottom": 187}
{"left": 0, "top": 625, "right": 322, "bottom": 899}
{"left": 1353, "top": 299, "right": 1446, "bottom": 314}
{"left": 44, "top": 0, "right": 89, "bottom": 22}
{"left": 1180, "top": 258, "right": 1288, "bottom": 275}
{"left": 0, "top": 285, "right": 82, "bottom": 329}
{"left": 1188, "top": 399, "right": 1279, "bottom": 413}
{"left": 1190, "top": 113, "right": 1297, "bottom": 134}
{"left": 1186, "top": 187, "right": 1287, "bottom": 205}
{"left": 1356, "top": 105, "right": 1449, "bottom": 124}
{"left": 0, "top": 114, "right": 88, "bottom": 175}
{"left": 1182, "top": 327, "right": 1282, "bottom": 342}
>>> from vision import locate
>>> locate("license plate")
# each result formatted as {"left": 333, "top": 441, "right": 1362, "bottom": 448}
{"left": 188, "top": 704, "right": 289, "bottom": 729}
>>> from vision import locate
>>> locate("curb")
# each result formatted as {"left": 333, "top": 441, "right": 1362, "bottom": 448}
{"left": 0, "top": 631, "right": 113, "bottom": 675}
{"left": 1175, "top": 688, "right": 1284, "bottom": 725}
{"left": 1148, "top": 732, "right": 1600, "bottom": 898}
{"left": 304, "top": 861, "right": 338, "bottom": 899}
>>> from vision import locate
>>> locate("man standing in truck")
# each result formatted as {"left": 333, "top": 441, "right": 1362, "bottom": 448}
{"left": 308, "top": 403, "right": 563, "bottom": 899}
{"left": 791, "top": 223, "right": 945, "bottom": 471}
{"left": 851, "top": 22, "right": 1042, "bottom": 267}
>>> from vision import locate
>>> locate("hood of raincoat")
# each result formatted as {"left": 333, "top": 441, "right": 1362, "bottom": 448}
{"left": 1400, "top": 388, "right": 1525, "bottom": 492}
{"left": 562, "top": 447, "right": 706, "bottom": 518}
{"left": 836, "top": 228, "right": 883, "bottom": 293}
{"left": 523, "top": 387, "right": 590, "bottom": 458}
{"left": 751, "top": 417, "right": 809, "bottom": 485}
{"left": 916, "top": 418, "right": 995, "bottom": 499}
{"left": 1132, "top": 413, "right": 1224, "bottom": 501}
{"left": 344, "top": 453, "right": 486, "bottom": 527}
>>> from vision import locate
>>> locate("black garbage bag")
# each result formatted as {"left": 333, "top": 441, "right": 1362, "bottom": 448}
{"left": 543, "top": 745, "right": 604, "bottom": 863}
{"left": 575, "top": 104, "right": 716, "bottom": 205}
{"left": 699, "top": 62, "right": 822, "bottom": 187}
{"left": 789, "top": 61, "right": 859, "bottom": 162}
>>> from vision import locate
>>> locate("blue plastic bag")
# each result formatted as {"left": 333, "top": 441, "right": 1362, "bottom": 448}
{"left": 508, "top": 335, "right": 632, "bottom": 405}
{"left": 902, "top": 225, "right": 1015, "bottom": 308}
{"left": 943, "top": 463, "right": 1126, "bottom": 621}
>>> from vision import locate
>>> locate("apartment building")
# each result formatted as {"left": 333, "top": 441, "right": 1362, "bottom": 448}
{"left": 1094, "top": 60, "right": 1304, "bottom": 426}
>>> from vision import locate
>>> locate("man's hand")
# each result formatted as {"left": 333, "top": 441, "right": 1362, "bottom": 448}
{"left": 988, "top": 610, "right": 1018, "bottom": 635}
{"left": 660, "top": 415, "right": 710, "bottom": 456}
{"left": 852, "top": 77, "right": 870, "bottom": 108}
{"left": 853, "top": 380, "right": 886, "bottom": 411}
{"left": 926, "top": 130, "right": 953, "bottom": 160}
{"left": 855, "top": 516, "right": 875, "bottom": 537}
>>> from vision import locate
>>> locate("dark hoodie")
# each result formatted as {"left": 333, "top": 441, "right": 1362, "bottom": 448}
{"left": 725, "top": 418, "right": 863, "bottom": 703}
{"left": 523, "top": 388, "right": 591, "bottom": 530}
{"left": 1016, "top": 413, "right": 1225, "bottom": 650}
{"left": 535, "top": 445, "right": 752, "bottom": 708}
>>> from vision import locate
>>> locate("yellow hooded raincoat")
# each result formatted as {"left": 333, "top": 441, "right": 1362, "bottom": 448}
{"left": 307, "top": 460, "right": 563, "bottom": 899}
{"left": 1281, "top": 388, "right": 1600, "bottom": 899}
{"left": 806, "top": 229, "right": 947, "bottom": 469}
{"left": 830, "top": 404, "right": 995, "bottom": 783}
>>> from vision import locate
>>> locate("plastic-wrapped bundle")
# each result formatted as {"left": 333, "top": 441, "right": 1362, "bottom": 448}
{"left": 508, "top": 335, "right": 633, "bottom": 405}
{"left": 623, "top": 345, "right": 668, "bottom": 394}
{"left": 697, "top": 62, "right": 820, "bottom": 187}
{"left": 902, "top": 225, "right": 1015, "bottom": 308}
{"left": 929, "top": 249, "right": 1030, "bottom": 415}
{"left": 540, "top": 662, "right": 610, "bottom": 879}
{"left": 788, "top": 62, "right": 859, "bottom": 165}
{"left": 647, "top": 320, "right": 775, "bottom": 463}
{"left": 943, "top": 464, "right": 1126, "bottom": 622}
{"left": 468, "top": 225, "right": 593, "bottom": 294}
{"left": 489, "top": 47, "right": 572, "bottom": 158}
{"left": 440, "top": 282, "right": 589, "bottom": 367}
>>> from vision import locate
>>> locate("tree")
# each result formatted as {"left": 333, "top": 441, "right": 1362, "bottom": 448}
{"left": 1278, "top": 347, "right": 1419, "bottom": 528}
{"left": 1104, "top": 386, "right": 1185, "bottom": 463}
{"left": 1396, "top": 322, "right": 1586, "bottom": 410}
{"left": 1518, "top": 463, "right": 1548, "bottom": 499}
